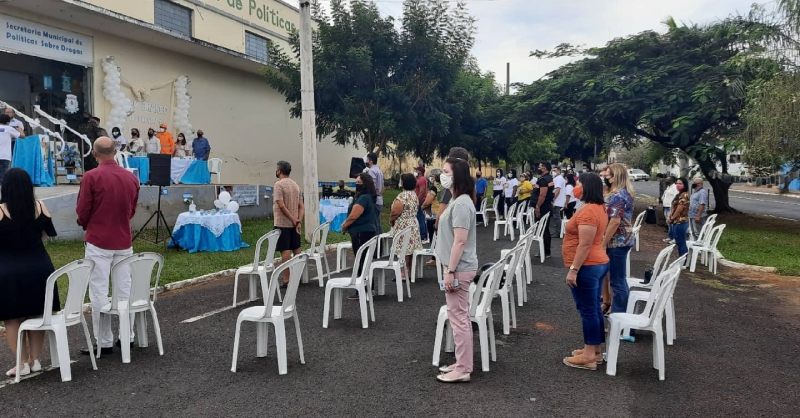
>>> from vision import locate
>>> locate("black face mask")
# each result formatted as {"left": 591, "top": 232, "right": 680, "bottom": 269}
{"left": 355, "top": 184, "right": 364, "bottom": 193}
{"left": 476, "top": 174, "right": 481, "bottom": 178}
{"left": 691, "top": 184, "right": 698, "bottom": 189}
{"left": 604, "top": 178, "right": 612, "bottom": 188}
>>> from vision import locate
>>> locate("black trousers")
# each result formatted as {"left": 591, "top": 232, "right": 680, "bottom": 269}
{"left": 350, "top": 231, "right": 377, "bottom": 276}
{"left": 493, "top": 190, "right": 504, "bottom": 217}
{"left": 536, "top": 203, "right": 553, "bottom": 255}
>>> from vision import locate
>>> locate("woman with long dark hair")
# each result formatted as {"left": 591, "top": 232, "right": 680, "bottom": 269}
{"left": 341, "top": 172, "right": 378, "bottom": 299}
{"left": 0, "top": 168, "right": 59, "bottom": 377}
{"left": 668, "top": 177, "right": 691, "bottom": 259}
{"left": 174, "top": 133, "right": 190, "bottom": 158}
{"left": 563, "top": 174, "right": 577, "bottom": 219}
{"left": 492, "top": 168, "right": 507, "bottom": 219}
{"left": 435, "top": 157, "right": 478, "bottom": 383}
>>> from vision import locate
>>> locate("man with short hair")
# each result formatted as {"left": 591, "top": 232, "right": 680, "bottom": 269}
{"left": 4, "top": 108, "right": 25, "bottom": 138}
{"left": 414, "top": 165, "right": 428, "bottom": 241}
{"left": 0, "top": 114, "right": 21, "bottom": 184}
{"left": 689, "top": 178, "right": 708, "bottom": 238}
{"left": 550, "top": 166, "right": 566, "bottom": 237}
{"left": 273, "top": 160, "right": 305, "bottom": 284}
{"left": 192, "top": 130, "right": 211, "bottom": 161}
{"left": 366, "top": 152, "right": 385, "bottom": 234}
{"left": 533, "top": 161, "right": 554, "bottom": 258}
{"left": 77, "top": 137, "right": 140, "bottom": 355}
{"left": 475, "top": 171, "right": 488, "bottom": 222}
{"left": 582, "top": 163, "right": 591, "bottom": 173}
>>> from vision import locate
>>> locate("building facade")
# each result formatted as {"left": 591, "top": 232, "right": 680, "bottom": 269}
{"left": 0, "top": 0, "right": 361, "bottom": 184}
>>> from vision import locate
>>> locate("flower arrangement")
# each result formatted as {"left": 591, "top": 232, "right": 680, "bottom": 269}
{"left": 62, "top": 145, "right": 82, "bottom": 169}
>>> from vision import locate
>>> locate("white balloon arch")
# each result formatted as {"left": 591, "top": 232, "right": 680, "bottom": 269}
{"left": 101, "top": 56, "right": 133, "bottom": 133}
{"left": 173, "top": 76, "right": 193, "bottom": 135}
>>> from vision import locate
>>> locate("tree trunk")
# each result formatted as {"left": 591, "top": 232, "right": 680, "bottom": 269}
{"left": 697, "top": 159, "right": 737, "bottom": 213}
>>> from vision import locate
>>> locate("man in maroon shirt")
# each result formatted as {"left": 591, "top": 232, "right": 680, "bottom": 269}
{"left": 414, "top": 165, "right": 428, "bottom": 242}
{"left": 76, "top": 137, "right": 140, "bottom": 355}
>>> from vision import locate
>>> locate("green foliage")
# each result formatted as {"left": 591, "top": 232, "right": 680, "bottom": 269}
{"left": 614, "top": 141, "right": 654, "bottom": 172}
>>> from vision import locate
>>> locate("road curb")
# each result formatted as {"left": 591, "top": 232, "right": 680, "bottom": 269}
{"left": 731, "top": 188, "right": 800, "bottom": 199}
{"left": 718, "top": 258, "right": 778, "bottom": 273}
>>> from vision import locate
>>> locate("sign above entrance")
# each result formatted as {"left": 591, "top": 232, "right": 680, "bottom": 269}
{"left": 0, "top": 14, "right": 94, "bottom": 67}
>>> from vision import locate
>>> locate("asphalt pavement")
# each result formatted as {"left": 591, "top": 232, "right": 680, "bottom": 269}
{"left": 632, "top": 180, "right": 800, "bottom": 221}
{"left": 1, "top": 222, "right": 798, "bottom": 417}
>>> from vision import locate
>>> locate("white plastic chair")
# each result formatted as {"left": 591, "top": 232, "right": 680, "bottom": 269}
{"left": 376, "top": 232, "right": 394, "bottom": 258}
{"left": 606, "top": 264, "right": 681, "bottom": 380}
{"left": 627, "top": 244, "right": 675, "bottom": 290}
{"left": 689, "top": 224, "right": 726, "bottom": 274}
{"left": 233, "top": 229, "right": 281, "bottom": 306}
{"left": 484, "top": 197, "right": 499, "bottom": 223}
{"left": 208, "top": 157, "right": 223, "bottom": 183}
{"left": 432, "top": 257, "right": 507, "bottom": 372}
{"left": 501, "top": 231, "right": 536, "bottom": 307}
{"left": 531, "top": 212, "right": 550, "bottom": 263}
{"left": 688, "top": 213, "right": 717, "bottom": 243}
{"left": 494, "top": 242, "right": 526, "bottom": 335}
{"left": 370, "top": 226, "right": 413, "bottom": 302}
{"left": 625, "top": 255, "right": 687, "bottom": 345}
{"left": 322, "top": 236, "right": 378, "bottom": 329}
{"left": 493, "top": 202, "right": 517, "bottom": 241}
{"left": 632, "top": 211, "right": 647, "bottom": 252}
{"left": 302, "top": 222, "right": 332, "bottom": 287}
{"left": 100, "top": 252, "right": 165, "bottom": 364}
{"left": 14, "top": 259, "right": 98, "bottom": 383}
{"left": 113, "top": 151, "right": 138, "bottom": 177}
{"left": 335, "top": 242, "right": 353, "bottom": 273}
{"left": 476, "top": 197, "right": 489, "bottom": 227}
{"left": 231, "top": 253, "right": 308, "bottom": 375}
{"left": 515, "top": 205, "right": 530, "bottom": 238}
{"left": 411, "top": 233, "right": 439, "bottom": 283}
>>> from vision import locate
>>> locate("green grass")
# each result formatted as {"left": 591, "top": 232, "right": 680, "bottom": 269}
{"left": 715, "top": 214, "right": 800, "bottom": 276}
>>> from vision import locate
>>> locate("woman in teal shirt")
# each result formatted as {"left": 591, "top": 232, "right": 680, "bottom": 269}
{"left": 341, "top": 173, "right": 378, "bottom": 280}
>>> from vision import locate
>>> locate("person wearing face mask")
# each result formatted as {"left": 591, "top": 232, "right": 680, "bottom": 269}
{"left": 661, "top": 176, "right": 678, "bottom": 242}
{"left": 563, "top": 173, "right": 577, "bottom": 219}
{"left": 532, "top": 162, "right": 554, "bottom": 258}
{"left": 111, "top": 127, "right": 127, "bottom": 151}
{"left": 155, "top": 123, "right": 174, "bottom": 156}
{"left": 503, "top": 170, "right": 519, "bottom": 215}
{"left": 174, "top": 133, "right": 190, "bottom": 158}
{"left": 127, "top": 128, "right": 144, "bottom": 153}
{"left": 551, "top": 166, "right": 566, "bottom": 237}
{"left": 668, "top": 177, "right": 691, "bottom": 260}
{"left": 388, "top": 173, "right": 423, "bottom": 280}
{"left": 192, "top": 130, "right": 211, "bottom": 161}
{"left": 600, "top": 163, "right": 635, "bottom": 313}
{"left": 273, "top": 161, "right": 305, "bottom": 286}
{"left": 365, "top": 153, "right": 386, "bottom": 236}
{"left": 414, "top": 165, "right": 429, "bottom": 242}
{"left": 688, "top": 178, "right": 708, "bottom": 238}
{"left": 492, "top": 168, "right": 507, "bottom": 219}
{"left": 342, "top": 173, "right": 379, "bottom": 299}
{"left": 145, "top": 128, "right": 161, "bottom": 154}
{"left": 421, "top": 174, "right": 442, "bottom": 243}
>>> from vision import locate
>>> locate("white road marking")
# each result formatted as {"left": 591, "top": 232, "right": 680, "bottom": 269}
{"left": 0, "top": 361, "right": 77, "bottom": 389}
{"left": 730, "top": 195, "right": 800, "bottom": 206}
{"left": 181, "top": 300, "right": 257, "bottom": 323}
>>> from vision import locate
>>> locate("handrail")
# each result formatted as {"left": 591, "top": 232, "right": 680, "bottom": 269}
{"left": 0, "top": 100, "right": 68, "bottom": 157}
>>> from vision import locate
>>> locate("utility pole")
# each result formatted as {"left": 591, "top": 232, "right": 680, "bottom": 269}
{"left": 506, "top": 62, "right": 510, "bottom": 95}
{"left": 299, "top": 1, "right": 319, "bottom": 241}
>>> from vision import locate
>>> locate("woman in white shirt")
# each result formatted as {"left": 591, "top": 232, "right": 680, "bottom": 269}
{"left": 127, "top": 128, "right": 144, "bottom": 153}
{"left": 563, "top": 173, "right": 577, "bottom": 218}
{"left": 145, "top": 128, "right": 161, "bottom": 154}
{"left": 492, "top": 168, "right": 507, "bottom": 219}
{"left": 503, "top": 170, "right": 519, "bottom": 218}
{"left": 111, "top": 127, "right": 127, "bottom": 151}
{"left": 174, "top": 133, "right": 191, "bottom": 158}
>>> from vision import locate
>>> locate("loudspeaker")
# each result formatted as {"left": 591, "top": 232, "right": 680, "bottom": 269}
{"left": 349, "top": 157, "right": 366, "bottom": 178}
{"left": 148, "top": 154, "right": 171, "bottom": 187}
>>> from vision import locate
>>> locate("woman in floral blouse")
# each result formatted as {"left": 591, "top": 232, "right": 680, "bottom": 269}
{"left": 668, "top": 177, "right": 691, "bottom": 259}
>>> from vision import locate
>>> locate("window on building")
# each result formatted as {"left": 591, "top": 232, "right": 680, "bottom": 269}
{"left": 154, "top": 0, "right": 192, "bottom": 37}
{"left": 245, "top": 32, "right": 270, "bottom": 63}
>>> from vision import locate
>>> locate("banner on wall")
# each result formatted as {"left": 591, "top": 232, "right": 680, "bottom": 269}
{"left": 0, "top": 14, "right": 94, "bottom": 67}
{"left": 218, "top": 185, "right": 259, "bottom": 207}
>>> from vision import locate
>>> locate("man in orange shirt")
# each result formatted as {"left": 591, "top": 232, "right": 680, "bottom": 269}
{"left": 155, "top": 123, "right": 174, "bottom": 156}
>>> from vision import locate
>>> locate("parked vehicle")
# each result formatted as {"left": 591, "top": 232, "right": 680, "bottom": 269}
{"left": 628, "top": 169, "right": 651, "bottom": 181}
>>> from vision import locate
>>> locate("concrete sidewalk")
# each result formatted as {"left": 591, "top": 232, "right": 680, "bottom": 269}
{"left": 731, "top": 184, "right": 800, "bottom": 198}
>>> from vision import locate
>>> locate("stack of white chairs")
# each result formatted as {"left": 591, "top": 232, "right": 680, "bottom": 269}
{"left": 411, "top": 233, "right": 439, "bottom": 283}
{"left": 515, "top": 205, "right": 531, "bottom": 238}
{"left": 432, "top": 257, "right": 508, "bottom": 372}
{"left": 376, "top": 231, "right": 394, "bottom": 258}
{"left": 101, "top": 252, "right": 165, "bottom": 364}
{"left": 606, "top": 262, "right": 682, "bottom": 380}
{"left": 232, "top": 229, "right": 281, "bottom": 306}
{"left": 302, "top": 222, "right": 332, "bottom": 287}
{"left": 14, "top": 259, "right": 98, "bottom": 383}
{"left": 231, "top": 253, "right": 308, "bottom": 375}
{"left": 493, "top": 202, "right": 517, "bottom": 241}
{"left": 632, "top": 211, "right": 647, "bottom": 252}
{"left": 493, "top": 242, "right": 527, "bottom": 335}
{"left": 323, "top": 236, "right": 379, "bottom": 329}
{"left": 334, "top": 242, "right": 353, "bottom": 273}
{"left": 689, "top": 224, "right": 726, "bottom": 274}
{"left": 500, "top": 228, "right": 536, "bottom": 307}
{"left": 370, "top": 226, "right": 413, "bottom": 302}
{"left": 531, "top": 212, "right": 550, "bottom": 263}
{"left": 476, "top": 197, "right": 489, "bottom": 227}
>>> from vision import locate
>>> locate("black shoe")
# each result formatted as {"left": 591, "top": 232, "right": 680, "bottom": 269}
{"left": 80, "top": 346, "right": 113, "bottom": 356}
{"left": 533, "top": 253, "right": 552, "bottom": 259}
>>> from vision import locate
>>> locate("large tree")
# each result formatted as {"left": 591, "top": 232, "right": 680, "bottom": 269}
{"left": 518, "top": 16, "right": 781, "bottom": 212}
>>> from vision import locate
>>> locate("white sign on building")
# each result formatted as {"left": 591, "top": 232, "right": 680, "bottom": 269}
{"left": 0, "top": 14, "right": 94, "bottom": 67}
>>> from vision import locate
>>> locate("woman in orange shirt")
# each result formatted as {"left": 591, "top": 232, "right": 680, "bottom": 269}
{"left": 561, "top": 172, "right": 610, "bottom": 371}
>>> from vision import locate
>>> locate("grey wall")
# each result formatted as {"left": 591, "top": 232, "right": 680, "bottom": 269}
{"left": 45, "top": 184, "right": 274, "bottom": 240}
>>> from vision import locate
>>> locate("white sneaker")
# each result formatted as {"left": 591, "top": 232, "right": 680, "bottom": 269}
{"left": 31, "top": 360, "right": 42, "bottom": 372}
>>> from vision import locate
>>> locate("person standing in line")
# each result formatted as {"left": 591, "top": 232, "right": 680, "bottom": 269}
{"left": 145, "top": 128, "right": 161, "bottom": 154}
{"left": 127, "top": 128, "right": 144, "bottom": 153}
{"left": 563, "top": 174, "right": 577, "bottom": 219}
{"left": 111, "top": 127, "right": 127, "bottom": 151}
{"left": 516, "top": 173, "right": 534, "bottom": 205}
{"left": 532, "top": 161, "right": 555, "bottom": 258}
{"left": 0, "top": 114, "right": 22, "bottom": 184}
{"left": 77, "top": 137, "right": 140, "bottom": 355}
{"left": 582, "top": 163, "right": 591, "bottom": 173}
{"left": 475, "top": 171, "right": 488, "bottom": 222}
{"left": 155, "top": 123, "right": 174, "bottom": 156}
{"left": 174, "top": 133, "right": 190, "bottom": 158}
{"left": 0, "top": 169, "right": 59, "bottom": 377}
{"left": 389, "top": 173, "right": 423, "bottom": 280}
{"left": 689, "top": 178, "right": 708, "bottom": 238}
{"left": 435, "top": 156, "right": 478, "bottom": 384}
{"left": 661, "top": 176, "right": 678, "bottom": 242}
{"left": 561, "top": 172, "right": 610, "bottom": 370}
{"left": 668, "top": 177, "right": 691, "bottom": 260}
{"left": 600, "top": 163, "right": 635, "bottom": 314}
{"left": 414, "top": 165, "right": 428, "bottom": 241}
{"left": 192, "top": 130, "right": 211, "bottom": 161}
{"left": 273, "top": 160, "right": 304, "bottom": 286}
{"left": 365, "top": 152, "right": 385, "bottom": 235}
{"left": 421, "top": 174, "right": 441, "bottom": 243}
{"left": 341, "top": 173, "right": 378, "bottom": 299}
{"left": 492, "top": 168, "right": 507, "bottom": 219}
{"left": 551, "top": 166, "right": 567, "bottom": 237}
{"left": 503, "top": 170, "right": 519, "bottom": 214}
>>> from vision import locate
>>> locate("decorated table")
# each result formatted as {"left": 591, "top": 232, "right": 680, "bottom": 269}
{"left": 169, "top": 211, "right": 249, "bottom": 253}
{"left": 319, "top": 198, "right": 350, "bottom": 232}
{"left": 171, "top": 158, "right": 211, "bottom": 184}
{"left": 127, "top": 156, "right": 150, "bottom": 184}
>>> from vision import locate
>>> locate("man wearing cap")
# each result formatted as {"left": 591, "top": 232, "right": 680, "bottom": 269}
{"left": 414, "top": 164, "right": 428, "bottom": 241}
{"left": 156, "top": 123, "right": 175, "bottom": 156}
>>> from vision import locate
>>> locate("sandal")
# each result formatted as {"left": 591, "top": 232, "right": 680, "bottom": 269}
{"left": 571, "top": 349, "right": 603, "bottom": 364}
{"left": 563, "top": 355, "right": 597, "bottom": 370}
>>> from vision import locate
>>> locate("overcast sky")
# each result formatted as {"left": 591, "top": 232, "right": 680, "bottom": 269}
{"left": 316, "top": 0, "right": 761, "bottom": 87}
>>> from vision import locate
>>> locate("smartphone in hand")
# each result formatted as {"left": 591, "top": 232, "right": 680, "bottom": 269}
{"left": 439, "top": 279, "right": 459, "bottom": 291}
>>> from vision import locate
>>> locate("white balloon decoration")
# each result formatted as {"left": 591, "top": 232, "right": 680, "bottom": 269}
{"left": 218, "top": 191, "right": 232, "bottom": 205}
{"left": 214, "top": 199, "right": 223, "bottom": 209}
{"left": 173, "top": 76, "right": 193, "bottom": 135}
{"left": 101, "top": 56, "right": 133, "bottom": 132}
{"left": 227, "top": 201, "right": 240, "bottom": 213}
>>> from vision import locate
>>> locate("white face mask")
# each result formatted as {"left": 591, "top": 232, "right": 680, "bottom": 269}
{"left": 440, "top": 173, "right": 453, "bottom": 189}
{"left": 160, "top": 128, "right": 166, "bottom": 132}
{"left": 507, "top": 174, "right": 513, "bottom": 179}
{"left": 413, "top": 172, "right": 418, "bottom": 178}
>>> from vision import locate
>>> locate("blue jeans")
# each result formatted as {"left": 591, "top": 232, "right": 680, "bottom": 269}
{"left": 570, "top": 263, "right": 610, "bottom": 345}
{"left": 663, "top": 207, "right": 671, "bottom": 234}
{"left": 606, "top": 246, "right": 632, "bottom": 313}
{"left": 0, "top": 159, "right": 10, "bottom": 184}
{"left": 670, "top": 221, "right": 689, "bottom": 257}
{"left": 416, "top": 206, "right": 427, "bottom": 241}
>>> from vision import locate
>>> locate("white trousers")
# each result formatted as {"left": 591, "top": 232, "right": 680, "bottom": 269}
{"left": 85, "top": 243, "right": 135, "bottom": 348}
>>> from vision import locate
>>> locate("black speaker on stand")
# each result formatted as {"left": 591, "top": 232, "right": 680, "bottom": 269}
{"left": 133, "top": 154, "right": 173, "bottom": 249}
